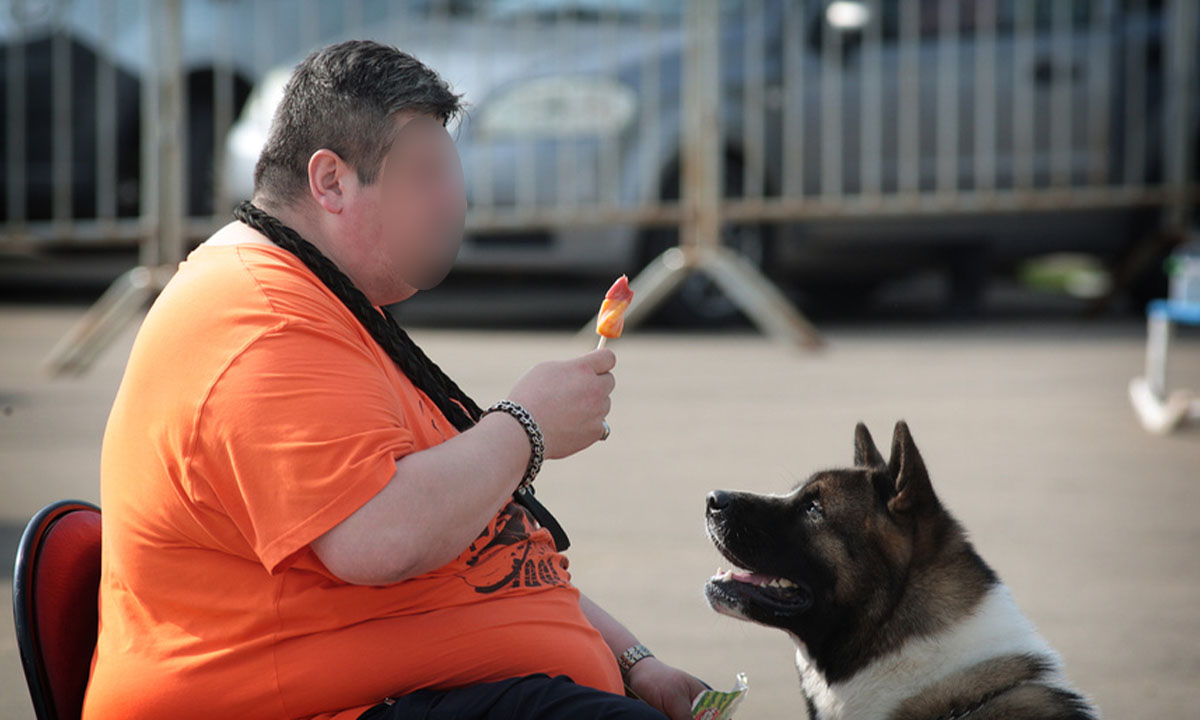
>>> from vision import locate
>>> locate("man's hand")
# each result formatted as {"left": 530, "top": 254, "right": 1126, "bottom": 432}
{"left": 626, "top": 656, "right": 710, "bottom": 720}
{"left": 507, "top": 348, "right": 616, "bottom": 459}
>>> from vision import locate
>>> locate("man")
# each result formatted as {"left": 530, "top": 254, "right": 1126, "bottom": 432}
{"left": 82, "top": 40, "right": 707, "bottom": 720}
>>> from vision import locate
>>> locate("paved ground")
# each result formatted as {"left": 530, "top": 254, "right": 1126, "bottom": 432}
{"left": 2, "top": 303, "right": 1198, "bottom": 719}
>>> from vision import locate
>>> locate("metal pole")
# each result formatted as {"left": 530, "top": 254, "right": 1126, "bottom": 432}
{"left": 138, "top": 0, "right": 160, "bottom": 268}
{"left": 1163, "top": 0, "right": 1197, "bottom": 230}
{"left": 45, "top": 0, "right": 185, "bottom": 375}
{"left": 583, "top": 0, "right": 822, "bottom": 350}
{"left": 51, "top": 28, "right": 73, "bottom": 232}
{"left": 157, "top": 0, "right": 186, "bottom": 268}
{"left": 5, "top": 27, "right": 27, "bottom": 228}
{"left": 680, "top": 0, "right": 721, "bottom": 252}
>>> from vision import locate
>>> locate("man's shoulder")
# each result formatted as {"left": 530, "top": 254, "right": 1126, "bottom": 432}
{"left": 128, "top": 238, "right": 370, "bottom": 397}
{"left": 162, "top": 234, "right": 360, "bottom": 335}
{"left": 190, "top": 234, "right": 332, "bottom": 313}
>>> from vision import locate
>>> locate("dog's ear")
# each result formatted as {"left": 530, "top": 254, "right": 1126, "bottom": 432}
{"left": 853, "top": 422, "right": 886, "bottom": 469}
{"left": 887, "top": 420, "right": 938, "bottom": 515}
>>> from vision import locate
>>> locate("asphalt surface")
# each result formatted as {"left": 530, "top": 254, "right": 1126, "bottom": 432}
{"left": 2, "top": 300, "right": 1198, "bottom": 719}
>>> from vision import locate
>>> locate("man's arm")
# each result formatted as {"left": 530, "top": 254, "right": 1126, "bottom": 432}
{"left": 579, "top": 592, "right": 640, "bottom": 662}
{"left": 311, "top": 411, "right": 529, "bottom": 585}
{"left": 312, "top": 349, "right": 616, "bottom": 585}
{"left": 579, "top": 592, "right": 709, "bottom": 720}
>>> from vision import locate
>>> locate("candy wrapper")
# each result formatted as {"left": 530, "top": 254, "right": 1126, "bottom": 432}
{"left": 690, "top": 672, "right": 748, "bottom": 720}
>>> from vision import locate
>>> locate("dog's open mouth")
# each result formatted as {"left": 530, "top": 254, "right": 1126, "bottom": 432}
{"left": 707, "top": 567, "right": 813, "bottom": 613}
{"left": 706, "top": 534, "right": 813, "bottom": 614}
{"left": 706, "top": 521, "right": 814, "bottom": 618}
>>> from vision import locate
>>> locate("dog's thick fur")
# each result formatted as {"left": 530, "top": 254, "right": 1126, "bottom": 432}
{"left": 704, "top": 421, "right": 1098, "bottom": 720}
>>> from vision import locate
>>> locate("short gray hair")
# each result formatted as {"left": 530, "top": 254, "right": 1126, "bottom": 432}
{"left": 253, "top": 39, "right": 463, "bottom": 207}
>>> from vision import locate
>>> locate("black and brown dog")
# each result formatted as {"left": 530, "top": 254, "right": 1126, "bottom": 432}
{"left": 705, "top": 421, "right": 1098, "bottom": 720}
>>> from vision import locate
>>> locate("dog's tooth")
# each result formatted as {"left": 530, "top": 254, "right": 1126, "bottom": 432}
{"left": 778, "top": 577, "right": 796, "bottom": 588}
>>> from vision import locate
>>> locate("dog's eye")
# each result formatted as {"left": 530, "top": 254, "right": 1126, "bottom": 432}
{"left": 803, "top": 499, "right": 823, "bottom": 521}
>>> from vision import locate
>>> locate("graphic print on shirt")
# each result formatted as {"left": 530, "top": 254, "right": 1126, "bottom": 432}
{"left": 455, "top": 500, "right": 569, "bottom": 594}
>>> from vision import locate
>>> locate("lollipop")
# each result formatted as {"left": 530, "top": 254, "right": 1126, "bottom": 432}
{"left": 595, "top": 275, "right": 634, "bottom": 349}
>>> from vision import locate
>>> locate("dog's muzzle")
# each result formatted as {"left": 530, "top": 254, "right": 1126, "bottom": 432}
{"left": 705, "top": 491, "right": 814, "bottom": 618}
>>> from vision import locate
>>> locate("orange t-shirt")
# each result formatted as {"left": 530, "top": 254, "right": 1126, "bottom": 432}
{"left": 81, "top": 238, "right": 622, "bottom": 720}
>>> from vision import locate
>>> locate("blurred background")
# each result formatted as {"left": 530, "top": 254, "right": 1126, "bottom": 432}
{"left": 1, "top": 0, "right": 1196, "bottom": 321}
{"left": 1, "top": 1, "right": 1198, "bottom": 719}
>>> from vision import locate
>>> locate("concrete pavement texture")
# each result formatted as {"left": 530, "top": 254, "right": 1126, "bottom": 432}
{"left": 2, "top": 305, "right": 1198, "bottom": 719}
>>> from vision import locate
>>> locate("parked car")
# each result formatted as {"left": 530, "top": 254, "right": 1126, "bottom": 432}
{"left": 221, "top": 0, "right": 1195, "bottom": 321}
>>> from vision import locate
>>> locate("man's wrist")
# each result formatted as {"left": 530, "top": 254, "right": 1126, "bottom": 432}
{"left": 482, "top": 400, "right": 544, "bottom": 490}
{"left": 617, "top": 643, "right": 654, "bottom": 678}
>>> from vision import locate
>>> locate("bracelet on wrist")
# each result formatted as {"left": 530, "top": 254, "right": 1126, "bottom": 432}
{"left": 617, "top": 643, "right": 654, "bottom": 677}
{"left": 482, "top": 400, "right": 545, "bottom": 490}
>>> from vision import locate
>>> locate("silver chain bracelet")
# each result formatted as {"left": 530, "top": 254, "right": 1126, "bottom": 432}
{"left": 482, "top": 400, "right": 545, "bottom": 490}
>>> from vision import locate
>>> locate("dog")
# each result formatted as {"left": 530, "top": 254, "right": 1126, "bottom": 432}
{"left": 704, "top": 421, "right": 1098, "bottom": 720}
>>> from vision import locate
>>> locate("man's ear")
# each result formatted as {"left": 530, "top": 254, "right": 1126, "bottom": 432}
{"left": 307, "top": 148, "right": 349, "bottom": 214}
{"left": 853, "top": 422, "right": 886, "bottom": 469}
{"left": 886, "top": 420, "right": 937, "bottom": 515}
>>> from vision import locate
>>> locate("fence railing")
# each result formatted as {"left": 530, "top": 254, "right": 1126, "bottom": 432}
{"left": 4, "top": 0, "right": 1196, "bottom": 242}
{"left": 1, "top": 0, "right": 1196, "bottom": 367}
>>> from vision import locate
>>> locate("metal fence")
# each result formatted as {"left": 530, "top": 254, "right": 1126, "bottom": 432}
{"left": 3, "top": 0, "right": 1197, "bottom": 242}
{"left": 3, "top": 0, "right": 1198, "bottom": 363}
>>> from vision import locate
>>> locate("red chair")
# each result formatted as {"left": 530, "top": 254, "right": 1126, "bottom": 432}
{"left": 12, "top": 500, "right": 102, "bottom": 720}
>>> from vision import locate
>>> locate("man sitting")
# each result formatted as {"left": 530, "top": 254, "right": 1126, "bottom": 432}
{"left": 82, "top": 39, "right": 707, "bottom": 720}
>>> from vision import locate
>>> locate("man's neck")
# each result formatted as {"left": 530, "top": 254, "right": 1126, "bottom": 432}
{"left": 258, "top": 199, "right": 321, "bottom": 248}
{"left": 254, "top": 198, "right": 366, "bottom": 292}
{"left": 261, "top": 199, "right": 350, "bottom": 266}
{"left": 251, "top": 197, "right": 414, "bottom": 306}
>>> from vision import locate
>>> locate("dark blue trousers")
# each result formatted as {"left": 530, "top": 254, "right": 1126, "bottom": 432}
{"left": 357, "top": 674, "right": 667, "bottom": 720}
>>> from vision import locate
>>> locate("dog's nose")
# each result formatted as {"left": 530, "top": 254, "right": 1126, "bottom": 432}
{"left": 707, "top": 490, "right": 731, "bottom": 512}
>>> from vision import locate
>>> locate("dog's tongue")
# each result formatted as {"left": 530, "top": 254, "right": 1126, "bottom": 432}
{"left": 730, "top": 570, "right": 774, "bottom": 585}
{"left": 712, "top": 567, "right": 792, "bottom": 587}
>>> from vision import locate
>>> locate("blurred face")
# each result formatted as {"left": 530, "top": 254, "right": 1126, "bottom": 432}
{"left": 347, "top": 113, "right": 467, "bottom": 303}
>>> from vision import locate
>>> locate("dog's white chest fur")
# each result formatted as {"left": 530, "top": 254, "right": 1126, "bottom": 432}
{"left": 793, "top": 584, "right": 1070, "bottom": 720}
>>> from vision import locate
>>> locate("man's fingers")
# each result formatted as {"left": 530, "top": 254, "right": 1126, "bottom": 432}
{"left": 583, "top": 348, "right": 616, "bottom": 374}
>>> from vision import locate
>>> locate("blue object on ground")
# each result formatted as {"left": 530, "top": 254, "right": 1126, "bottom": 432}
{"left": 1148, "top": 299, "right": 1200, "bottom": 325}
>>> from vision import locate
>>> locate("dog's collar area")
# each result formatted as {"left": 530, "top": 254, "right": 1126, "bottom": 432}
{"left": 934, "top": 681, "right": 1024, "bottom": 720}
